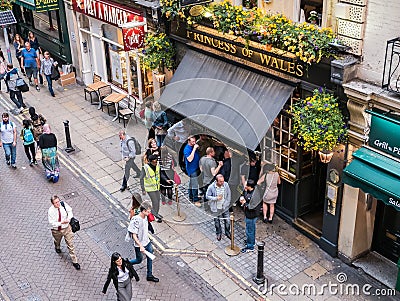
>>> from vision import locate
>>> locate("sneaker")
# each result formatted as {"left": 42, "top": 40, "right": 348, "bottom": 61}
{"left": 29, "top": 81, "right": 33, "bottom": 86}
{"left": 36, "top": 86, "right": 40, "bottom": 91}
{"left": 6, "top": 160, "right": 10, "bottom": 165}
{"left": 29, "top": 160, "right": 33, "bottom": 166}
{"left": 162, "top": 200, "right": 166, "bottom": 205}
{"left": 34, "top": 160, "right": 38, "bottom": 165}
{"left": 241, "top": 247, "right": 254, "bottom": 253}
{"left": 11, "top": 164, "right": 17, "bottom": 169}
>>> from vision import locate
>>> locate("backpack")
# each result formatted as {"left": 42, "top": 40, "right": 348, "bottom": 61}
{"left": 23, "top": 128, "right": 34, "bottom": 144}
{"left": 127, "top": 138, "right": 141, "bottom": 155}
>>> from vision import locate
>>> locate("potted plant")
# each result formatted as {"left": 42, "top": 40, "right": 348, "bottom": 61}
{"left": 141, "top": 32, "right": 176, "bottom": 72}
{"left": 291, "top": 88, "right": 347, "bottom": 163}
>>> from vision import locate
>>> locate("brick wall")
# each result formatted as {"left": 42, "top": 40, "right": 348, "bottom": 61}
{"left": 357, "top": 0, "right": 400, "bottom": 85}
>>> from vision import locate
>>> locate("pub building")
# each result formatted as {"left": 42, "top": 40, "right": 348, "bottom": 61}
{"left": 68, "top": 0, "right": 163, "bottom": 101}
{"left": 160, "top": 21, "right": 351, "bottom": 257}
{"left": 12, "top": 0, "right": 72, "bottom": 64}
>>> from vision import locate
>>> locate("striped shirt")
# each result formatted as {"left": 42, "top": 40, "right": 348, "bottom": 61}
{"left": 40, "top": 58, "right": 54, "bottom": 76}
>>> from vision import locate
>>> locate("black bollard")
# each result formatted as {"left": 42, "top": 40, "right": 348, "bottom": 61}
{"left": 253, "top": 241, "right": 266, "bottom": 285}
{"left": 63, "top": 120, "right": 75, "bottom": 153}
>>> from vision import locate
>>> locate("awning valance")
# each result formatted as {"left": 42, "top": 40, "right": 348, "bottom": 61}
{"left": 158, "top": 50, "right": 295, "bottom": 150}
{"left": 343, "top": 147, "right": 400, "bottom": 211}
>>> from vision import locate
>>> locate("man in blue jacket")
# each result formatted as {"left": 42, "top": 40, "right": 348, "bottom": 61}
{"left": 206, "top": 174, "right": 231, "bottom": 241}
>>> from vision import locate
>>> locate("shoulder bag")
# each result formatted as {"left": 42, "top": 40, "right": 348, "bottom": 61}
{"left": 16, "top": 78, "right": 29, "bottom": 92}
{"left": 60, "top": 201, "right": 81, "bottom": 233}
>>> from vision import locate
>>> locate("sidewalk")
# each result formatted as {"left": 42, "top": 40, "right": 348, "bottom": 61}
{"left": 0, "top": 35, "right": 397, "bottom": 301}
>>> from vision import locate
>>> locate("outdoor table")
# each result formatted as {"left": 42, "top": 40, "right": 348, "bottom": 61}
{"left": 101, "top": 93, "right": 127, "bottom": 121}
{"left": 86, "top": 81, "right": 109, "bottom": 105}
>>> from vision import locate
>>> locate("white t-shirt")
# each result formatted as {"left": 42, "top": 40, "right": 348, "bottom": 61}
{"left": 0, "top": 121, "right": 15, "bottom": 144}
{"left": 128, "top": 214, "right": 150, "bottom": 248}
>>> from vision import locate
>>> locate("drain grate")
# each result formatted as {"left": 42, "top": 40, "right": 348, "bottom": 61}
{"left": 62, "top": 191, "right": 79, "bottom": 200}
{"left": 17, "top": 280, "right": 30, "bottom": 290}
{"left": 26, "top": 295, "right": 42, "bottom": 301}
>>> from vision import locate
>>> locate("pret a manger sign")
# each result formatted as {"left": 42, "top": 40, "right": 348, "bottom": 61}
{"left": 72, "top": 0, "right": 145, "bottom": 50}
{"left": 72, "top": 0, "right": 143, "bottom": 28}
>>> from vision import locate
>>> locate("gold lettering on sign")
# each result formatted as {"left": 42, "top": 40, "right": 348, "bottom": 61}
{"left": 186, "top": 30, "right": 302, "bottom": 77}
{"left": 259, "top": 53, "right": 272, "bottom": 65}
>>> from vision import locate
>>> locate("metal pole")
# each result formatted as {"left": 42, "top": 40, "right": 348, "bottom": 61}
{"left": 224, "top": 213, "right": 240, "bottom": 256}
{"left": 173, "top": 184, "right": 186, "bottom": 222}
{"left": 253, "top": 242, "right": 266, "bottom": 285}
{"left": 63, "top": 120, "right": 75, "bottom": 153}
{"left": 3, "top": 27, "right": 12, "bottom": 64}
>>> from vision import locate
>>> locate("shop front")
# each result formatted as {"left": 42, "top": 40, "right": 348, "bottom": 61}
{"left": 12, "top": 0, "right": 71, "bottom": 63}
{"left": 162, "top": 22, "right": 346, "bottom": 256}
{"left": 342, "top": 108, "right": 400, "bottom": 288}
{"left": 71, "top": 0, "right": 151, "bottom": 99}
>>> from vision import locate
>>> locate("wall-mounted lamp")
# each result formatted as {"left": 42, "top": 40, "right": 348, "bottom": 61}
{"left": 82, "top": 40, "right": 88, "bottom": 53}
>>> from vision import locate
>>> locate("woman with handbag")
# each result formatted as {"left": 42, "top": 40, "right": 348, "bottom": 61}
{"left": 259, "top": 163, "right": 281, "bottom": 223}
{"left": 38, "top": 124, "right": 60, "bottom": 183}
{"left": 40, "top": 51, "right": 56, "bottom": 97}
{"left": 102, "top": 252, "right": 139, "bottom": 301}
{"left": 152, "top": 101, "right": 168, "bottom": 147}
{"left": 5, "top": 64, "right": 25, "bottom": 113}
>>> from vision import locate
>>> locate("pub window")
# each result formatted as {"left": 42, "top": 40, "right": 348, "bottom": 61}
{"left": 300, "top": 0, "right": 323, "bottom": 26}
{"left": 243, "top": 0, "right": 257, "bottom": 9}
{"left": 33, "top": 10, "right": 63, "bottom": 42}
{"left": 263, "top": 92, "right": 313, "bottom": 181}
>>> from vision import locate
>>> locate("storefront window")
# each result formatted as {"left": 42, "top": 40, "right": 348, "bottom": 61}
{"left": 301, "top": 0, "right": 323, "bottom": 26}
{"left": 33, "top": 10, "right": 63, "bottom": 41}
{"left": 263, "top": 94, "right": 313, "bottom": 180}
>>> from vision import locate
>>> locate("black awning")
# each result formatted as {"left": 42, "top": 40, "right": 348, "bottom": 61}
{"left": 159, "top": 50, "right": 295, "bottom": 150}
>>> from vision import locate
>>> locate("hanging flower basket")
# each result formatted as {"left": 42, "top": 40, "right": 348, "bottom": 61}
{"left": 291, "top": 88, "right": 348, "bottom": 155}
{"left": 318, "top": 150, "right": 334, "bottom": 163}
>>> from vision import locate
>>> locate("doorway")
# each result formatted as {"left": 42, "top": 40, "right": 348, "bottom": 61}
{"left": 296, "top": 158, "right": 327, "bottom": 236}
{"left": 372, "top": 201, "right": 400, "bottom": 263}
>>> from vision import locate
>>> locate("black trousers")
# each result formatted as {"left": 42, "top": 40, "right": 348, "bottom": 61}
{"left": 24, "top": 143, "right": 36, "bottom": 161}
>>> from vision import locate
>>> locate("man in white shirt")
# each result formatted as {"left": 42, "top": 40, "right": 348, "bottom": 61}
{"left": 48, "top": 195, "right": 80, "bottom": 270}
{"left": 128, "top": 200, "right": 159, "bottom": 282}
{"left": 0, "top": 112, "right": 17, "bottom": 168}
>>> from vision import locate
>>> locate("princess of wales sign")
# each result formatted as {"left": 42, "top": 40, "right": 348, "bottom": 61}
{"left": 72, "top": 0, "right": 145, "bottom": 51}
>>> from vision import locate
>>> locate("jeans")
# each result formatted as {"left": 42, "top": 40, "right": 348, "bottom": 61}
{"left": 130, "top": 242, "right": 153, "bottom": 277}
{"left": 245, "top": 217, "right": 257, "bottom": 249}
{"left": 45, "top": 74, "right": 54, "bottom": 96}
{"left": 122, "top": 158, "right": 141, "bottom": 187}
{"left": 156, "top": 134, "right": 166, "bottom": 147}
{"left": 188, "top": 171, "right": 199, "bottom": 202}
{"left": 9, "top": 90, "right": 24, "bottom": 108}
{"left": 214, "top": 210, "right": 230, "bottom": 236}
{"left": 3, "top": 143, "right": 16, "bottom": 164}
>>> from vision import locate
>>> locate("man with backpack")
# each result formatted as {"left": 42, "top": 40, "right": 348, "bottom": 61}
{"left": 119, "top": 130, "right": 141, "bottom": 192}
{"left": 0, "top": 112, "right": 17, "bottom": 168}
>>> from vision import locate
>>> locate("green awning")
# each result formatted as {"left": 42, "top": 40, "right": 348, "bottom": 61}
{"left": 343, "top": 147, "right": 400, "bottom": 211}
{"left": 14, "top": 0, "right": 36, "bottom": 10}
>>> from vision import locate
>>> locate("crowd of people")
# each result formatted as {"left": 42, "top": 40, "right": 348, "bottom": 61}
{"left": 0, "top": 107, "right": 60, "bottom": 182}
{"left": 2, "top": 31, "right": 58, "bottom": 116}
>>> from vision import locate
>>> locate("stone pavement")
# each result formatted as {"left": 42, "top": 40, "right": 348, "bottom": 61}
{"left": 0, "top": 35, "right": 398, "bottom": 301}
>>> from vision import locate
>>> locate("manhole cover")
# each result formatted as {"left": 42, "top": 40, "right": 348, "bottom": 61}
{"left": 27, "top": 295, "right": 42, "bottom": 301}
{"left": 62, "top": 191, "right": 79, "bottom": 200}
{"left": 17, "top": 280, "right": 30, "bottom": 290}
